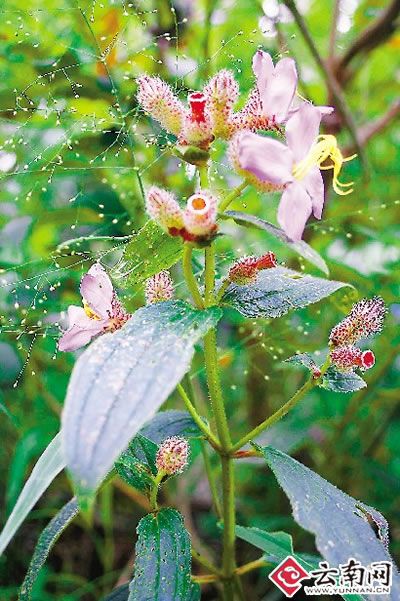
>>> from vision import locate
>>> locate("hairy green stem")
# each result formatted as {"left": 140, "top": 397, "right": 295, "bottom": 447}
{"left": 219, "top": 181, "right": 248, "bottom": 212}
{"left": 177, "top": 384, "right": 221, "bottom": 451}
{"left": 182, "top": 244, "right": 204, "bottom": 309}
{"left": 230, "top": 357, "right": 331, "bottom": 454}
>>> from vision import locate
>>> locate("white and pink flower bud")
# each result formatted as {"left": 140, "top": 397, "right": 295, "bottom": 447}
{"left": 183, "top": 190, "right": 218, "bottom": 238}
{"left": 228, "top": 252, "right": 277, "bottom": 285}
{"left": 146, "top": 186, "right": 184, "bottom": 235}
{"left": 156, "top": 436, "right": 189, "bottom": 475}
{"left": 329, "top": 297, "right": 386, "bottom": 347}
{"left": 136, "top": 76, "right": 186, "bottom": 136}
{"left": 145, "top": 271, "right": 174, "bottom": 304}
{"left": 330, "top": 346, "right": 376, "bottom": 372}
{"left": 179, "top": 92, "right": 213, "bottom": 148}
{"left": 203, "top": 69, "right": 239, "bottom": 138}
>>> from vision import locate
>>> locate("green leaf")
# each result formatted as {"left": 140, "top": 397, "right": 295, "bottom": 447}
{"left": 0, "top": 434, "right": 65, "bottom": 556}
{"left": 19, "top": 498, "right": 79, "bottom": 600}
{"left": 115, "top": 436, "right": 158, "bottom": 493}
{"left": 61, "top": 300, "right": 221, "bottom": 499}
{"left": 128, "top": 508, "right": 192, "bottom": 601}
{"left": 102, "top": 584, "right": 129, "bottom": 601}
{"left": 225, "top": 211, "right": 329, "bottom": 274}
{"left": 235, "top": 525, "right": 293, "bottom": 560}
{"left": 139, "top": 410, "right": 205, "bottom": 443}
{"left": 286, "top": 352, "right": 320, "bottom": 372}
{"left": 114, "top": 221, "right": 183, "bottom": 288}
{"left": 255, "top": 445, "right": 400, "bottom": 597}
{"left": 321, "top": 366, "right": 367, "bottom": 393}
{"left": 222, "top": 266, "right": 348, "bottom": 319}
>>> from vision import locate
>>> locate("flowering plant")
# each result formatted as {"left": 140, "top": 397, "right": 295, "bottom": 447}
{"left": 2, "top": 27, "right": 399, "bottom": 601}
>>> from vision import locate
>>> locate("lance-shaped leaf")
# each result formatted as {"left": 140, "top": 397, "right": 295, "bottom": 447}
{"left": 0, "top": 433, "right": 65, "bottom": 556}
{"left": 61, "top": 301, "right": 221, "bottom": 497}
{"left": 225, "top": 211, "right": 328, "bottom": 274}
{"left": 140, "top": 410, "right": 204, "bottom": 443}
{"left": 113, "top": 221, "right": 183, "bottom": 288}
{"left": 19, "top": 498, "right": 79, "bottom": 601}
{"left": 222, "top": 266, "right": 348, "bottom": 319}
{"left": 128, "top": 508, "right": 192, "bottom": 601}
{"left": 256, "top": 445, "right": 400, "bottom": 600}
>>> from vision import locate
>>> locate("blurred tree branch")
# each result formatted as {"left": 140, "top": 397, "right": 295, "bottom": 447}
{"left": 344, "top": 99, "right": 400, "bottom": 155}
{"left": 335, "top": 0, "right": 400, "bottom": 85}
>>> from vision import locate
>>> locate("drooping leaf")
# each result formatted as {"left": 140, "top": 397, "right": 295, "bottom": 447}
{"left": 285, "top": 352, "right": 321, "bottom": 372}
{"left": 113, "top": 221, "right": 183, "bottom": 288}
{"left": 19, "top": 498, "right": 79, "bottom": 600}
{"left": 115, "top": 435, "right": 158, "bottom": 493}
{"left": 222, "top": 266, "right": 348, "bottom": 319}
{"left": 128, "top": 508, "right": 192, "bottom": 601}
{"left": 321, "top": 366, "right": 367, "bottom": 393}
{"left": 225, "top": 211, "right": 329, "bottom": 274}
{"left": 255, "top": 445, "right": 400, "bottom": 599}
{"left": 0, "top": 433, "right": 65, "bottom": 556}
{"left": 61, "top": 301, "right": 221, "bottom": 499}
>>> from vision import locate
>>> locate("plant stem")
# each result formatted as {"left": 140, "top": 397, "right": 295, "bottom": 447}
{"left": 149, "top": 471, "right": 164, "bottom": 511}
{"left": 204, "top": 245, "right": 216, "bottom": 306}
{"left": 182, "top": 243, "right": 204, "bottom": 309}
{"left": 201, "top": 443, "right": 223, "bottom": 518}
{"left": 177, "top": 384, "right": 221, "bottom": 451}
{"left": 230, "top": 357, "right": 331, "bottom": 454}
{"left": 235, "top": 558, "right": 269, "bottom": 576}
{"left": 199, "top": 165, "right": 209, "bottom": 188}
{"left": 192, "top": 548, "right": 222, "bottom": 577}
{"left": 219, "top": 181, "right": 248, "bottom": 212}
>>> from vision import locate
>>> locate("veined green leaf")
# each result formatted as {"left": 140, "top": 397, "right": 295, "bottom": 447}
{"left": 113, "top": 221, "right": 183, "bottom": 288}
{"left": 321, "top": 366, "right": 367, "bottom": 393}
{"left": 19, "top": 498, "right": 79, "bottom": 600}
{"left": 128, "top": 508, "right": 192, "bottom": 601}
{"left": 222, "top": 266, "right": 348, "bottom": 319}
{"left": 139, "top": 410, "right": 205, "bottom": 443}
{"left": 225, "top": 210, "right": 329, "bottom": 274}
{"left": 61, "top": 301, "right": 221, "bottom": 500}
{"left": 255, "top": 445, "right": 400, "bottom": 599}
{"left": 0, "top": 433, "right": 65, "bottom": 556}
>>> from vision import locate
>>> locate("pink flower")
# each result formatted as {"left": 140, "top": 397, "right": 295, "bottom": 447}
{"left": 156, "top": 436, "right": 189, "bottom": 475}
{"left": 183, "top": 190, "right": 218, "bottom": 237}
{"left": 228, "top": 252, "right": 277, "bottom": 285}
{"left": 58, "top": 264, "right": 130, "bottom": 352}
{"left": 145, "top": 271, "right": 174, "bottom": 304}
{"left": 203, "top": 69, "right": 239, "bottom": 138}
{"left": 329, "top": 297, "right": 387, "bottom": 347}
{"left": 136, "top": 76, "right": 185, "bottom": 136}
{"left": 330, "top": 346, "right": 375, "bottom": 372}
{"left": 236, "top": 103, "right": 355, "bottom": 240}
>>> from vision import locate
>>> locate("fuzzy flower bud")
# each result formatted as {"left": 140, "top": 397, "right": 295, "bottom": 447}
{"left": 183, "top": 190, "right": 218, "bottom": 238}
{"left": 230, "top": 87, "right": 272, "bottom": 134}
{"left": 137, "top": 76, "right": 185, "bottom": 136}
{"left": 146, "top": 186, "right": 184, "bottom": 234}
{"left": 179, "top": 92, "right": 213, "bottom": 148}
{"left": 203, "top": 69, "right": 239, "bottom": 139}
{"left": 156, "top": 436, "right": 189, "bottom": 475}
{"left": 330, "top": 346, "right": 376, "bottom": 372}
{"left": 228, "top": 252, "right": 277, "bottom": 285}
{"left": 329, "top": 297, "right": 386, "bottom": 347}
{"left": 145, "top": 271, "right": 174, "bottom": 304}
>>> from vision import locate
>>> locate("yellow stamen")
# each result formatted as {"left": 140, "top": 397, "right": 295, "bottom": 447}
{"left": 293, "top": 135, "right": 356, "bottom": 196}
{"left": 83, "top": 301, "right": 101, "bottom": 320}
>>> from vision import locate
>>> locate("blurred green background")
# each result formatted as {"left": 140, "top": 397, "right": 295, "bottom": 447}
{"left": 0, "top": 0, "right": 399, "bottom": 599}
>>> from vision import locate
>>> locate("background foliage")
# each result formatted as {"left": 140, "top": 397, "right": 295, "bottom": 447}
{"left": 0, "top": 0, "right": 399, "bottom": 599}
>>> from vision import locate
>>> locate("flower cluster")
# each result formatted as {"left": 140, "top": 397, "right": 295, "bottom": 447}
{"left": 145, "top": 185, "right": 218, "bottom": 243}
{"left": 137, "top": 50, "right": 353, "bottom": 241}
{"left": 58, "top": 263, "right": 130, "bottom": 352}
{"left": 228, "top": 252, "right": 277, "bottom": 285}
{"left": 145, "top": 271, "right": 174, "bottom": 304}
{"left": 329, "top": 297, "right": 386, "bottom": 372}
{"left": 155, "top": 436, "right": 189, "bottom": 475}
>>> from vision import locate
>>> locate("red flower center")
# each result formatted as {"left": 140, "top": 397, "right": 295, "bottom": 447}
{"left": 188, "top": 92, "right": 207, "bottom": 123}
{"left": 361, "top": 350, "right": 375, "bottom": 369}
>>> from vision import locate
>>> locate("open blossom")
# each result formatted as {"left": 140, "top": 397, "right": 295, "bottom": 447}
{"left": 233, "top": 50, "right": 297, "bottom": 132}
{"left": 330, "top": 346, "right": 376, "bottom": 372}
{"left": 156, "top": 437, "right": 189, "bottom": 475}
{"left": 145, "top": 271, "right": 174, "bottom": 304}
{"left": 329, "top": 297, "right": 387, "bottom": 347}
{"left": 58, "top": 264, "right": 130, "bottom": 352}
{"left": 228, "top": 252, "right": 277, "bottom": 285}
{"left": 235, "top": 103, "right": 355, "bottom": 240}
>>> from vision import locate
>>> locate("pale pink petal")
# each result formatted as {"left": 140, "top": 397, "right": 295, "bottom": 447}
{"left": 263, "top": 58, "right": 297, "bottom": 123}
{"left": 303, "top": 167, "right": 324, "bottom": 219}
{"left": 80, "top": 264, "right": 114, "bottom": 319}
{"left": 252, "top": 50, "right": 274, "bottom": 96}
{"left": 285, "top": 103, "right": 321, "bottom": 161}
{"left": 238, "top": 131, "right": 293, "bottom": 186}
{"left": 58, "top": 306, "right": 105, "bottom": 352}
{"left": 319, "top": 105, "right": 334, "bottom": 116}
{"left": 277, "top": 182, "right": 313, "bottom": 241}
{"left": 287, "top": 101, "right": 334, "bottom": 121}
